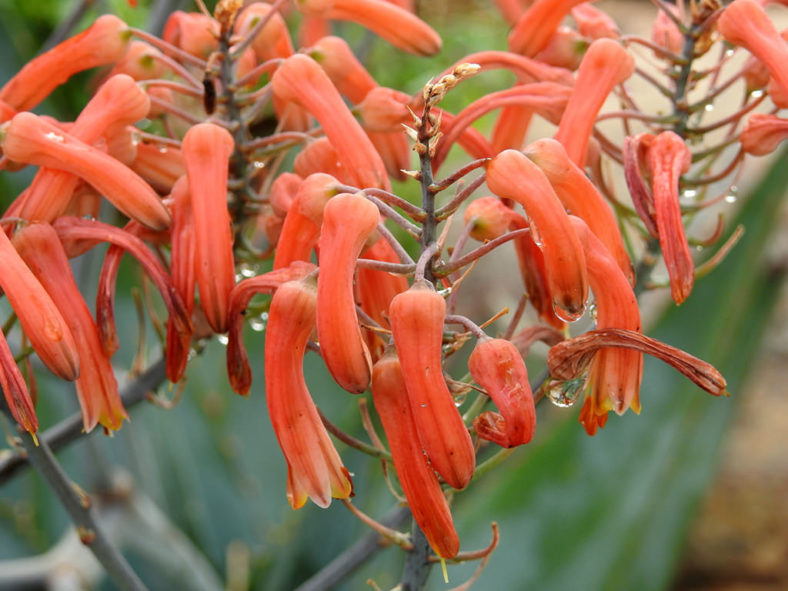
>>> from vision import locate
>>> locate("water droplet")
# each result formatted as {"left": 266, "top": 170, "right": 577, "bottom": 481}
{"left": 725, "top": 48, "right": 735, "bottom": 57}
{"left": 751, "top": 89, "right": 764, "bottom": 98}
{"left": 543, "top": 375, "right": 587, "bottom": 408}
{"left": 158, "top": 146, "right": 168, "bottom": 154}
{"left": 704, "top": 103, "right": 714, "bottom": 112}
{"left": 553, "top": 302, "right": 584, "bottom": 323}
{"left": 239, "top": 262, "right": 258, "bottom": 278}
{"left": 44, "top": 132, "right": 64, "bottom": 143}
{"left": 252, "top": 161, "right": 265, "bottom": 169}
{"left": 249, "top": 313, "right": 268, "bottom": 332}
{"left": 682, "top": 188, "right": 698, "bottom": 200}
{"left": 217, "top": 334, "right": 229, "bottom": 346}
{"left": 587, "top": 302, "right": 598, "bottom": 324}
{"left": 724, "top": 194, "right": 737, "bottom": 204}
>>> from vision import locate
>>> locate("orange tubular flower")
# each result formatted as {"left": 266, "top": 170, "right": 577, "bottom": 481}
{"left": 14, "top": 224, "right": 128, "bottom": 432}
{"left": 469, "top": 337, "right": 536, "bottom": 448}
{"left": 317, "top": 193, "right": 379, "bottom": 394}
{"left": 431, "top": 82, "right": 572, "bottom": 171}
{"left": 508, "top": 0, "right": 592, "bottom": 56}
{"left": 235, "top": 3, "right": 294, "bottom": 62}
{"left": 389, "top": 280, "right": 476, "bottom": 490}
{"left": 293, "top": 138, "right": 350, "bottom": 183}
{"left": 166, "top": 176, "right": 195, "bottom": 383}
{"left": 130, "top": 142, "right": 185, "bottom": 194}
{"left": 309, "top": 36, "right": 377, "bottom": 104}
{"left": 647, "top": 131, "right": 694, "bottom": 305}
{"left": 14, "top": 74, "right": 150, "bottom": 223}
{"left": 0, "top": 15, "right": 130, "bottom": 116}
{"left": 272, "top": 54, "right": 390, "bottom": 190}
{"left": 717, "top": 0, "right": 788, "bottom": 98}
{"left": 227, "top": 262, "right": 316, "bottom": 396}
{"left": 295, "top": 0, "right": 441, "bottom": 56}
{"left": 525, "top": 138, "right": 633, "bottom": 284}
{"left": 740, "top": 113, "right": 788, "bottom": 156}
{"left": 568, "top": 216, "right": 642, "bottom": 435}
{"left": 371, "top": 350, "right": 460, "bottom": 559}
{"left": 0, "top": 230, "right": 79, "bottom": 382}
{"left": 265, "top": 277, "right": 353, "bottom": 509}
{"left": 2, "top": 113, "right": 171, "bottom": 231}
{"left": 51, "top": 217, "right": 191, "bottom": 359}
{"left": 571, "top": 3, "right": 620, "bottom": 39}
{"left": 356, "top": 237, "right": 409, "bottom": 360}
{"left": 464, "top": 196, "right": 564, "bottom": 328}
{"left": 182, "top": 123, "right": 236, "bottom": 334}
{"left": 162, "top": 11, "right": 218, "bottom": 59}
{"left": 553, "top": 38, "right": 635, "bottom": 167}
{"left": 486, "top": 149, "right": 588, "bottom": 322}
{"left": 273, "top": 173, "right": 339, "bottom": 269}
{"left": 0, "top": 328, "right": 38, "bottom": 436}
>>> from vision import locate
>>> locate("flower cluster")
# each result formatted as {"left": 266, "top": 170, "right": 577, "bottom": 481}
{"left": 0, "top": 0, "right": 784, "bottom": 568}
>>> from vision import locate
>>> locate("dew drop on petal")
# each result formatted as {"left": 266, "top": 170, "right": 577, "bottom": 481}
{"left": 544, "top": 375, "right": 587, "bottom": 408}
{"left": 553, "top": 302, "right": 584, "bottom": 323}
{"left": 44, "top": 132, "right": 64, "bottom": 143}
{"left": 217, "top": 334, "right": 229, "bottom": 346}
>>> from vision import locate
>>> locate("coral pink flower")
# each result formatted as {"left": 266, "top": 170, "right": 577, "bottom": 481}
{"left": 389, "top": 280, "right": 476, "bottom": 490}
{"left": 651, "top": 4, "right": 683, "bottom": 55}
{"left": 567, "top": 216, "right": 642, "bottom": 435}
{"left": 273, "top": 173, "right": 339, "bottom": 269}
{"left": 367, "top": 131, "right": 411, "bottom": 181}
{"left": 469, "top": 337, "right": 536, "bottom": 448}
{"left": 432, "top": 82, "right": 572, "bottom": 170}
{"left": 295, "top": 0, "right": 441, "bottom": 56}
{"left": 130, "top": 142, "right": 186, "bottom": 194}
{"left": 717, "top": 0, "right": 788, "bottom": 99}
{"left": 554, "top": 38, "right": 635, "bottom": 167}
{"left": 0, "top": 229, "right": 79, "bottom": 382}
{"left": 2, "top": 112, "right": 171, "bottom": 231}
{"left": 51, "top": 217, "right": 191, "bottom": 360}
{"left": 13, "top": 74, "right": 150, "bottom": 223}
{"left": 226, "top": 262, "right": 316, "bottom": 395}
{"left": 182, "top": 122, "right": 236, "bottom": 334}
{"left": 534, "top": 26, "right": 588, "bottom": 70}
{"left": 317, "top": 193, "right": 379, "bottom": 394}
{"left": 0, "top": 328, "right": 38, "bottom": 436}
{"left": 107, "top": 40, "right": 167, "bottom": 81}
{"left": 571, "top": 3, "right": 620, "bottom": 39}
{"left": 525, "top": 138, "right": 633, "bottom": 284}
{"left": 265, "top": 276, "right": 353, "bottom": 509}
{"left": 508, "top": 0, "right": 592, "bottom": 56}
{"left": 371, "top": 350, "right": 460, "bottom": 558}
{"left": 647, "top": 131, "right": 694, "bottom": 305}
{"left": 293, "top": 138, "right": 350, "bottom": 182}
{"left": 272, "top": 54, "right": 390, "bottom": 190}
{"left": 0, "top": 15, "right": 129, "bottom": 115}
{"left": 13, "top": 223, "right": 128, "bottom": 432}
{"left": 740, "top": 113, "right": 788, "bottom": 156}
{"left": 486, "top": 149, "right": 589, "bottom": 321}
{"left": 309, "top": 36, "right": 377, "bottom": 103}
{"left": 235, "top": 3, "right": 294, "bottom": 62}
{"left": 162, "top": 11, "right": 218, "bottom": 59}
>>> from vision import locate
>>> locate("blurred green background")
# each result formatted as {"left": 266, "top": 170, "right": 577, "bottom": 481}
{"left": 1, "top": 1, "right": 787, "bottom": 590}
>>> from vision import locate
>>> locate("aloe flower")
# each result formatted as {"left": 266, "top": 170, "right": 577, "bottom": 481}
{"left": 272, "top": 54, "right": 390, "bottom": 190}
{"left": 0, "top": 229, "right": 79, "bottom": 382}
{"left": 740, "top": 114, "right": 788, "bottom": 156}
{"left": 316, "top": 193, "right": 379, "bottom": 394}
{"left": 182, "top": 122, "right": 236, "bottom": 334}
{"left": 486, "top": 149, "right": 589, "bottom": 321}
{"left": 295, "top": 0, "right": 441, "bottom": 56}
{"left": 14, "top": 224, "right": 127, "bottom": 432}
{"left": 389, "top": 280, "right": 476, "bottom": 490}
{"left": 266, "top": 276, "right": 353, "bottom": 508}
{"left": 2, "top": 112, "right": 171, "bottom": 231}
{"left": 0, "top": 15, "right": 129, "bottom": 116}
{"left": 554, "top": 38, "right": 635, "bottom": 167}
{"left": 508, "top": 0, "right": 591, "bottom": 56}
{"left": 0, "top": 330, "right": 38, "bottom": 436}
{"left": 372, "top": 350, "right": 460, "bottom": 558}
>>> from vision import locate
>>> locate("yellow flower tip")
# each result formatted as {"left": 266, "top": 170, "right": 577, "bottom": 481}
{"left": 441, "top": 558, "right": 449, "bottom": 583}
{"left": 30, "top": 432, "right": 40, "bottom": 447}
